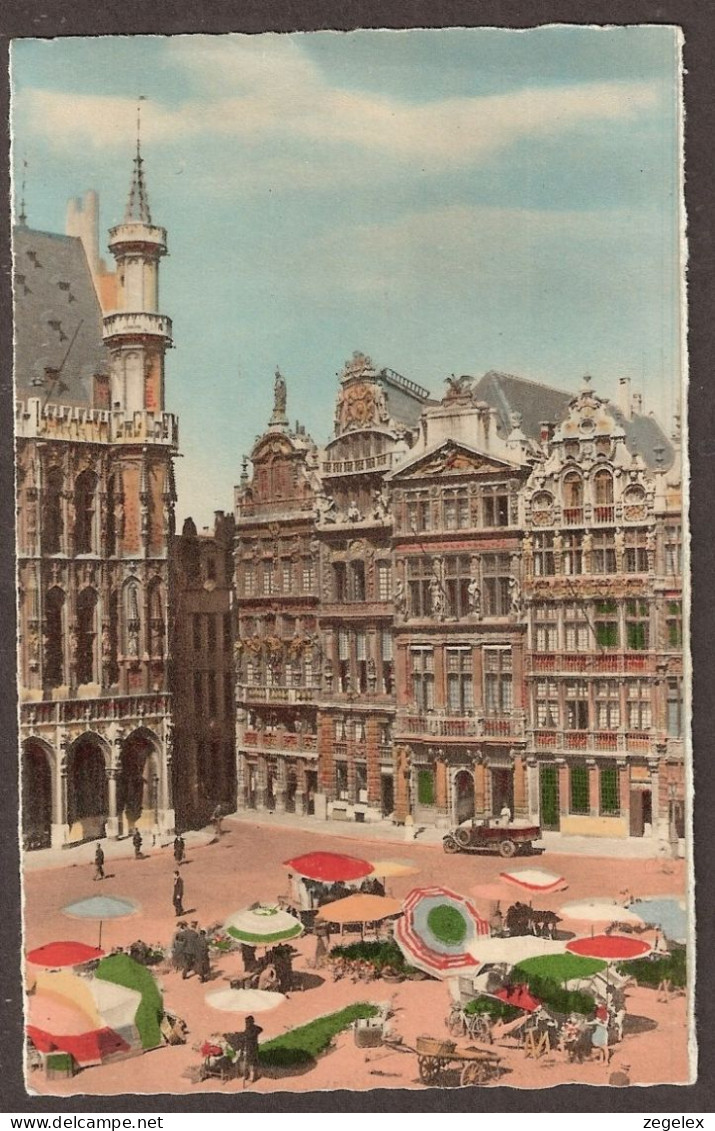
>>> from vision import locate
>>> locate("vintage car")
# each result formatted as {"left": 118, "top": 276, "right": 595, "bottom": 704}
{"left": 442, "top": 817, "right": 541, "bottom": 857}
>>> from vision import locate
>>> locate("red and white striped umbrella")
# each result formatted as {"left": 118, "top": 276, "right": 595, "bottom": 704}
{"left": 499, "top": 868, "right": 568, "bottom": 895}
{"left": 395, "top": 885, "right": 489, "bottom": 980}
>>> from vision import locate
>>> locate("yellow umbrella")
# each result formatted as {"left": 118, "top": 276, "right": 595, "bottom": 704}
{"left": 316, "top": 893, "right": 402, "bottom": 937}
{"left": 369, "top": 859, "right": 420, "bottom": 879}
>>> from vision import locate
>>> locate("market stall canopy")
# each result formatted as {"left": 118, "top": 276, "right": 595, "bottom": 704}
{"left": 627, "top": 898, "right": 687, "bottom": 945}
{"left": 205, "top": 988, "right": 286, "bottom": 1013}
{"left": 494, "top": 983, "right": 541, "bottom": 1012}
{"left": 26, "top": 970, "right": 140, "bottom": 1067}
{"left": 283, "top": 851, "right": 373, "bottom": 883}
{"left": 466, "top": 934, "right": 567, "bottom": 966}
{"left": 499, "top": 869, "right": 568, "bottom": 895}
{"left": 368, "top": 859, "right": 420, "bottom": 879}
{"left": 224, "top": 905, "right": 304, "bottom": 945}
{"left": 62, "top": 895, "right": 138, "bottom": 920}
{"left": 315, "top": 893, "right": 402, "bottom": 924}
{"left": 395, "top": 886, "right": 489, "bottom": 979}
{"left": 566, "top": 934, "right": 652, "bottom": 962}
{"left": 27, "top": 941, "right": 105, "bottom": 968}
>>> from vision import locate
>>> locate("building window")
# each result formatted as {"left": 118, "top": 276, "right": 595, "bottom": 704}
{"left": 569, "top": 764, "right": 589, "bottom": 814}
{"left": 76, "top": 587, "right": 97, "bottom": 685}
{"left": 624, "top": 529, "right": 649, "bottom": 573}
{"left": 446, "top": 647, "right": 473, "bottom": 714}
{"left": 410, "top": 648, "right": 434, "bottom": 712}
{"left": 562, "top": 532, "right": 583, "bottom": 576}
{"left": 417, "top": 769, "right": 435, "bottom": 806}
{"left": 444, "top": 488, "right": 469, "bottom": 530}
{"left": 535, "top": 680, "right": 559, "bottom": 728}
{"left": 243, "top": 564, "right": 255, "bottom": 596}
{"left": 356, "top": 630, "right": 367, "bottom": 693}
{"left": 591, "top": 531, "right": 616, "bottom": 574}
{"left": 565, "top": 680, "right": 589, "bottom": 729}
{"left": 335, "top": 762, "right": 349, "bottom": 801}
{"left": 406, "top": 493, "right": 431, "bottom": 532}
{"left": 534, "top": 604, "right": 558, "bottom": 651}
{"left": 262, "top": 560, "right": 274, "bottom": 595}
{"left": 349, "top": 561, "right": 366, "bottom": 602}
{"left": 207, "top": 615, "right": 217, "bottom": 654}
{"left": 564, "top": 603, "right": 590, "bottom": 652}
{"left": 206, "top": 556, "right": 217, "bottom": 582}
{"left": 482, "top": 554, "right": 511, "bottom": 617}
{"left": 207, "top": 672, "right": 217, "bottom": 716}
{"left": 666, "top": 600, "right": 682, "bottom": 648}
{"left": 667, "top": 677, "right": 683, "bottom": 737}
{"left": 224, "top": 675, "right": 233, "bottom": 719}
{"left": 106, "top": 476, "right": 118, "bottom": 556}
{"left": 533, "top": 533, "right": 555, "bottom": 576}
{"left": 594, "top": 600, "right": 619, "bottom": 649}
{"left": 332, "top": 562, "right": 347, "bottom": 601}
{"left": 482, "top": 486, "right": 510, "bottom": 527}
{"left": 594, "top": 680, "right": 620, "bottom": 729}
{"left": 74, "top": 469, "right": 97, "bottom": 555}
{"left": 664, "top": 525, "right": 682, "bottom": 575}
{"left": 302, "top": 557, "right": 314, "bottom": 591}
{"left": 380, "top": 628, "right": 394, "bottom": 694}
{"left": 338, "top": 627, "right": 350, "bottom": 692}
{"left": 483, "top": 647, "right": 512, "bottom": 714}
{"left": 562, "top": 472, "right": 583, "bottom": 524}
{"left": 407, "top": 557, "right": 433, "bottom": 618}
{"left": 193, "top": 671, "right": 202, "bottom": 713}
{"left": 43, "top": 467, "right": 64, "bottom": 554}
{"left": 444, "top": 555, "right": 472, "bottom": 619}
{"left": 600, "top": 766, "right": 620, "bottom": 815}
{"left": 627, "top": 682, "right": 651, "bottom": 729}
{"left": 377, "top": 561, "right": 392, "bottom": 600}
{"left": 44, "top": 586, "right": 65, "bottom": 686}
{"left": 281, "top": 559, "right": 293, "bottom": 592}
{"left": 355, "top": 762, "right": 368, "bottom": 803}
{"left": 593, "top": 469, "right": 614, "bottom": 522}
{"left": 192, "top": 614, "right": 201, "bottom": 652}
{"left": 626, "top": 600, "right": 650, "bottom": 650}
{"left": 223, "top": 613, "right": 232, "bottom": 653}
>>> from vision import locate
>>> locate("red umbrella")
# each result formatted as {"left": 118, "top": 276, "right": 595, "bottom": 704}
{"left": 27, "top": 941, "right": 105, "bottom": 968}
{"left": 283, "top": 851, "right": 373, "bottom": 883}
{"left": 566, "top": 934, "right": 652, "bottom": 962}
{"left": 494, "top": 983, "right": 541, "bottom": 1012}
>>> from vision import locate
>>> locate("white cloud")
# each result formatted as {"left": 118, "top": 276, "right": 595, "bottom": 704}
{"left": 16, "top": 33, "right": 660, "bottom": 175}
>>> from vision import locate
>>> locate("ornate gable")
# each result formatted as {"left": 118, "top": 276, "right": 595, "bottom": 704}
{"left": 392, "top": 440, "right": 520, "bottom": 481}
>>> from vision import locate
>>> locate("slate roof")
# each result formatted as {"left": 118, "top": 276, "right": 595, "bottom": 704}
{"left": 13, "top": 226, "right": 109, "bottom": 407}
{"left": 473, "top": 369, "right": 673, "bottom": 470}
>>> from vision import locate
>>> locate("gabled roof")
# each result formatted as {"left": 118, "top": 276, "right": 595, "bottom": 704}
{"left": 14, "top": 226, "right": 108, "bottom": 407}
{"left": 386, "top": 437, "right": 525, "bottom": 481}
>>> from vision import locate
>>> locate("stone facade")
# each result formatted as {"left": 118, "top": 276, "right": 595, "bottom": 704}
{"left": 17, "top": 150, "right": 178, "bottom": 849}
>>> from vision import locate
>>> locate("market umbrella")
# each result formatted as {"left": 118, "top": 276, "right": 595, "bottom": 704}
{"left": 558, "top": 899, "right": 645, "bottom": 930}
{"left": 27, "top": 971, "right": 135, "bottom": 1067}
{"left": 224, "top": 904, "right": 304, "bottom": 945}
{"left": 205, "top": 988, "right": 286, "bottom": 1013}
{"left": 566, "top": 934, "right": 652, "bottom": 962}
{"left": 627, "top": 898, "right": 687, "bottom": 945}
{"left": 27, "top": 941, "right": 105, "bottom": 968}
{"left": 368, "top": 859, "right": 420, "bottom": 879}
{"left": 395, "top": 885, "right": 489, "bottom": 979}
{"left": 62, "top": 895, "right": 138, "bottom": 948}
{"left": 466, "top": 933, "right": 567, "bottom": 966}
{"left": 499, "top": 869, "right": 568, "bottom": 896}
{"left": 493, "top": 983, "right": 541, "bottom": 1012}
{"left": 315, "top": 893, "right": 402, "bottom": 936}
{"left": 283, "top": 851, "right": 373, "bottom": 883}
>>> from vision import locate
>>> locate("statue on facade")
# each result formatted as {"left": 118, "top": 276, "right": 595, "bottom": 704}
{"left": 316, "top": 493, "right": 337, "bottom": 523}
{"left": 468, "top": 576, "right": 481, "bottom": 617}
{"left": 372, "top": 488, "right": 390, "bottom": 521}
{"left": 394, "top": 578, "right": 407, "bottom": 620}
{"left": 273, "top": 368, "right": 287, "bottom": 416}
{"left": 429, "top": 575, "right": 446, "bottom": 619}
{"left": 347, "top": 500, "right": 362, "bottom": 523}
{"left": 509, "top": 576, "right": 524, "bottom": 617}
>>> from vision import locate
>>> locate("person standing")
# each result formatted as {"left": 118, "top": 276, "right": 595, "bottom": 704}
{"left": 242, "top": 1015, "right": 263, "bottom": 1083}
{"left": 172, "top": 869, "right": 185, "bottom": 917}
{"left": 132, "top": 828, "right": 143, "bottom": 859}
{"left": 197, "top": 929, "right": 212, "bottom": 983}
{"left": 93, "top": 843, "right": 105, "bottom": 881}
{"left": 171, "top": 922, "right": 188, "bottom": 975}
{"left": 173, "top": 834, "right": 185, "bottom": 865}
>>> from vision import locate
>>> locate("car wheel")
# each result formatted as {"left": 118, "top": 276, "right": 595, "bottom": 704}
{"left": 499, "top": 839, "right": 517, "bottom": 858}
{"left": 443, "top": 836, "right": 460, "bottom": 854}
{"left": 455, "top": 827, "right": 472, "bottom": 848}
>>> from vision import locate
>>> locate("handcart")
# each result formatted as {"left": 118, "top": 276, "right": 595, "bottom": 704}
{"left": 414, "top": 1035, "right": 502, "bottom": 1087}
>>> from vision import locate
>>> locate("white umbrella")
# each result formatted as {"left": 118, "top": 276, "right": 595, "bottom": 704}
{"left": 466, "top": 934, "right": 567, "bottom": 966}
{"left": 205, "top": 988, "right": 286, "bottom": 1013}
{"left": 224, "top": 904, "right": 303, "bottom": 945}
{"left": 499, "top": 868, "right": 568, "bottom": 896}
{"left": 559, "top": 899, "right": 646, "bottom": 928}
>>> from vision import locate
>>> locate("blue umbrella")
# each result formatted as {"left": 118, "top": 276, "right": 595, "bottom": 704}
{"left": 63, "top": 895, "right": 139, "bottom": 948}
{"left": 627, "top": 898, "right": 687, "bottom": 945}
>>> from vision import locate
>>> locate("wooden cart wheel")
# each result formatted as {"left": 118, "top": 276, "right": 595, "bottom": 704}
{"left": 418, "top": 1055, "right": 442, "bottom": 1084}
{"left": 460, "top": 1061, "right": 490, "bottom": 1086}
{"left": 469, "top": 1014, "right": 493, "bottom": 1043}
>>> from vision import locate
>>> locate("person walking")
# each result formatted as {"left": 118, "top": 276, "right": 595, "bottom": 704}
{"left": 171, "top": 922, "right": 189, "bottom": 975}
{"left": 182, "top": 921, "right": 199, "bottom": 979}
{"left": 173, "top": 834, "right": 185, "bottom": 865}
{"left": 172, "top": 869, "right": 185, "bottom": 918}
{"left": 132, "top": 828, "right": 143, "bottom": 859}
{"left": 93, "top": 843, "right": 105, "bottom": 881}
{"left": 242, "top": 1015, "right": 263, "bottom": 1083}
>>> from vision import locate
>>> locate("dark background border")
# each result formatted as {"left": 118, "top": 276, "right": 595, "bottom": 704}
{"left": 1, "top": 0, "right": 712, "bottom": 1114}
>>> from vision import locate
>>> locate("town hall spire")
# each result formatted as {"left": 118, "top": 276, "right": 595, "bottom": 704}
{"left": 124, "top": 97, "right": 152, "bottom": 224}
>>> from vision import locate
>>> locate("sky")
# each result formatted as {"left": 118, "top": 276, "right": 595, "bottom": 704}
{"left": 11, "top": 27, "right": 684, "bottom": 528}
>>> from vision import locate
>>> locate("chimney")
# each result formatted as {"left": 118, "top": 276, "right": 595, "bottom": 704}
{"left": 618, "top": 377, "right": 632, "bottom": 421}
{"left": 631, "top": 392, "right": 643, "bottom": 416}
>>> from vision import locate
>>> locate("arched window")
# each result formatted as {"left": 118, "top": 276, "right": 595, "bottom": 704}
{"left": 593, "top": 469, "right": 614, "bottom": 506}
{"left": 563, "top": 472, "right": 583, "bottom": 508}
{"left": 76, "top": 587, "right": 98, "bottom": 685}
{"left": 124, "top": 581, "right": 141, "bottom": 659}
{"left": 44, "top": 586, "right": 65, "bottom": 686}
{"left": 43, "top": 467, "right": 64, "bottom": 554}
{"left": 148, "top": 581, "right": 165, "bottom": 658}
{"left": 108, "top": 589, "right": 120, "bottom": 685}
{"left": 106, "top": 475, "right": 117, "bottom": 556}
{"left": 74, "top": 469, "right": 98, "bottom": 554}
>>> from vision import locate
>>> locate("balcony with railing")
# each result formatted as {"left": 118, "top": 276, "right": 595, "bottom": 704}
{"left": 562, "top": 507, "right": 584, "bottom": 526}
{"left": 21, "top": 692, "right": 171, "bottom": 729}
{"left": 237, "top": 683, "right": 319, "bottom": 705}
{"left": 321, "top": 451, "right": 396, "bottom": 477}
{"left": 241, "top": 728, "right": 317, "bottom": 757}
{"left": 529, "top": 728, "right": 655, "bottom": 756}
{"left": 526, "top": 654, "right": 656, "bottom": 676}
{"left": 103, "top": 311, "right": 173, "bottom": 344}
{"left": 395, "top": 710, "right": 525, "bottom": 741}
{"left": 593, "top": 505, "right": 615, "bottom": 524}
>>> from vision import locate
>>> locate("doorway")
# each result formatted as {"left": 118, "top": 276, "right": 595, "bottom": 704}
{"left": 381, "top": 773, "right": 394, "bottom": 817}
{"left": 629, "top": 789, "right": 652, "bottom": 837}
{"left": 539, "top": 765, "right": 560, "bottom": 830}
{"left": 491, "top": 768, "right": 514, "bottom": 817}
{"left": 454, "top": 770, "right": 475, "bottom": 824}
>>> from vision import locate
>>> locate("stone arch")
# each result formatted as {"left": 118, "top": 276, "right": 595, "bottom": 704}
{"left": 117, "top": 727, "right": 162, "bottom": 831}
{"left": 453, "top": 768, "right": 475, "bottom": 824}
{"left": 22, "top": 737, "right": 54, "bottom": 849}
{"left": 66, "top": 731, "right": 109, "bottom": 840}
